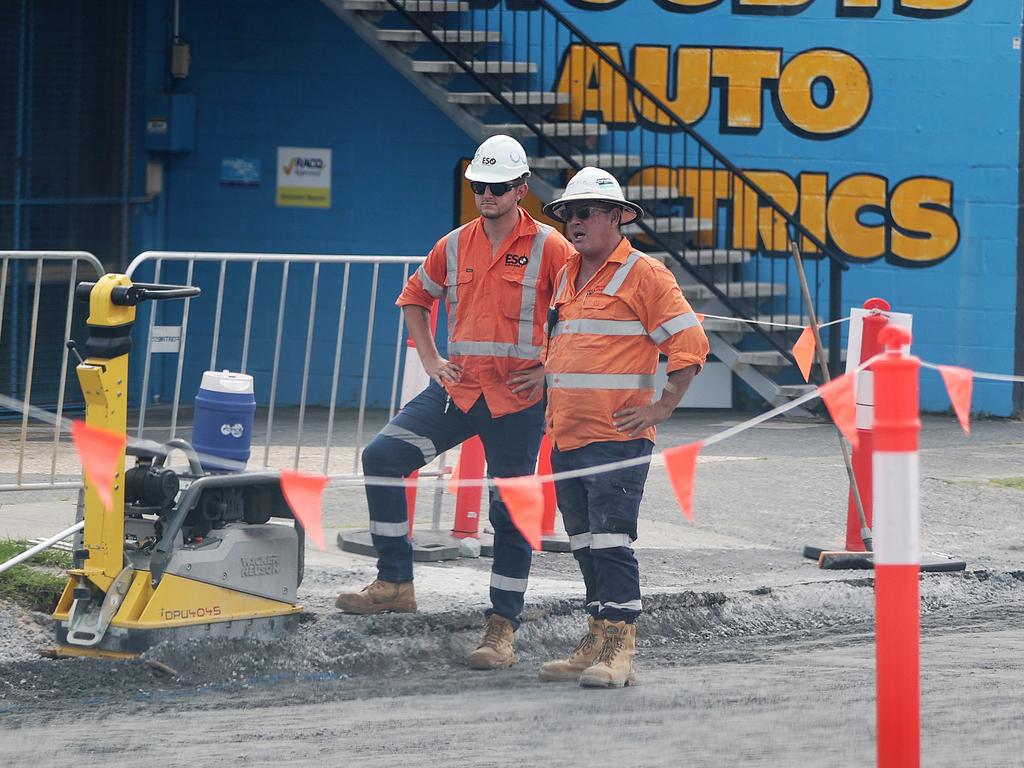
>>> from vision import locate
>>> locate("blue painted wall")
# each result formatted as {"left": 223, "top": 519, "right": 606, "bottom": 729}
{"left": 538, "top": 0, "right": 1022, "bottom": 414}
{"left": 133, "top": 0, "right": 1023, "bottom": 415}
{"left": 132, "top": 0, "right": 469, "bottom": 407}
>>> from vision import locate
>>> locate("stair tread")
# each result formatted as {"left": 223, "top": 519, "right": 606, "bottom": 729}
{"left": 679, "top": 281, "right": 787, "bottom": 300}
{"left": 648, "top": 249, "right": 752, "bottom": 266}
{"left": 378, "top": 29, "right": 501, "bottom": 42}
{"left": 530, "top": 153, "right": 642, "bottom": 170}
{"left": 448, "top": 91, "right": 569, "bottom": 105}
{"left": 412, "top": 60, "right": 536, "bottom": 74}
{"left": 489, "top": 122, "right": 608, "bottom": 137}
{"left": 622, "top": 217, "right": 712, "bottom": 234}
{"left": 344, "top": 0, "right": 470, "bottom": 11}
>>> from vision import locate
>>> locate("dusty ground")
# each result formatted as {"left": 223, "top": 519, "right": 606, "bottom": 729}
{"left": 1, "top": 411, "right": 1023, "bottom": 766}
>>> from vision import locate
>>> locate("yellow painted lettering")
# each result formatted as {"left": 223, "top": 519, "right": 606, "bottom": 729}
{"left": 798, "top": 173, "right": 829, "bottom": 254}
{"left": 711, "top": 49, "right": 781, "bottom": 131}
{"left": 735, "top": 0, "right": 812, "bottom": 9}
{"left": 777, "top": 49, "right": 870, "bottom": 137}
{"left": 889, "top": 177, "right": 959, "bottom": 265}
{"left": 827, "top": 174, "right": 887, "bottom": 261}
{"left": 678, "top": 168, "right": 733, "bottom": 233}
{"left": 633, "top": 46, "right": 711, "bottom": 126}
{"left": 551, "top": 44, "right": 635, "bottom": 125}
{"left": 895, "top": 0, "right": 971, "bottom": 16}
{"left": 654, "top": 0, "right": 722, "bottom": 9}
{"left": 839, "top": 0, "right": 879, "bottom": 9}
{"left": 730, "top": 172, "right": 798, "bottom": 253}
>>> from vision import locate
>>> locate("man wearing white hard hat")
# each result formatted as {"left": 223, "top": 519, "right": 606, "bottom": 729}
{"left": 539, "top": 167, "right": 709, "bottom": 688}
{"left": 336, "top": 135, "right": 574, "bottom": 671}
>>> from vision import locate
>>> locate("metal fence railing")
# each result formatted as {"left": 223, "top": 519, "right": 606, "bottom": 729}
{"left": 0, "top": 251, "right": 104, "bottom": 490}
{"left": 1, "top": 251, "right": 431, "bottom": 492}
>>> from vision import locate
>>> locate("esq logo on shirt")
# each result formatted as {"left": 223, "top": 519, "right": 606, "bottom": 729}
{"left": 504, "top": 253, "right": 529, "bottom": 267}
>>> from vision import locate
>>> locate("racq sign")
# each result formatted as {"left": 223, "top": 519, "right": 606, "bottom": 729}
{"left": 277, "top": 146, "right": 332, "bottom": 209}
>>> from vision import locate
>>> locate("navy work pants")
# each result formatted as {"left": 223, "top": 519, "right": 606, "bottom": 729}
{"left": 550, "top": 438, "right": 653, "bottom": 624}
{"left": 362, "top": 381, "right": 544, "bottom": 626}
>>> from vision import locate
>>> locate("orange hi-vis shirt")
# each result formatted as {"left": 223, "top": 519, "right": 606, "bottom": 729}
{"left": 397, "top": 208, "right": 573, "bottom": 418}
{"left": 544, "top": 237, "right": 710, "bottom": 451}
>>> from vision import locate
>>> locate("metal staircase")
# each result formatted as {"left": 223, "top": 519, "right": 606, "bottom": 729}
{"left": 323, "top": 0, "right": 849, "bottom": 410}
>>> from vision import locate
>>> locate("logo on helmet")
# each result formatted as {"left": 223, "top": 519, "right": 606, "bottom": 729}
{"left": 481, "top": 156, "right": 497, "bottom": 165}
{"left": 596, "top": 177, "right": 615, "bottom": 187}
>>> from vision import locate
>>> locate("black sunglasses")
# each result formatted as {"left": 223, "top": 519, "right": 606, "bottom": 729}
{"left": 470, "top": 180, "right": 523, "bottom": 196}
{"left": 562, "top": 204, "right": 613, "bottom": 221}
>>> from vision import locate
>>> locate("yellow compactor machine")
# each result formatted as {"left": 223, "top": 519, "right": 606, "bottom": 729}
{"left": 48, "top": 275, "right": 303, "bottom": 658}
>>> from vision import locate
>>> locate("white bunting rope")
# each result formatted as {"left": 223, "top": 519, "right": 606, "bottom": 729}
{"left": 2, "top": 349, "right": 1018, "bottom": 493}
{"left": 698, "top": 313, "right": 851, "bottom": 331}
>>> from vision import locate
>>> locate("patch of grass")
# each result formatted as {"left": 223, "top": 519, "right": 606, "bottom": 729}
{"left": 0, "top": 539, "right": 71, "bottom": 612}
{"left": 990, "top": 477, "right": 1024, "bottom": 491}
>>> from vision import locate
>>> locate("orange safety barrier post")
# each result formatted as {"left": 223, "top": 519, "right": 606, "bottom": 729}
{"left": 872, "top": 325, "right": 920, "bottom": 768}
{"left": 451, "top": 436, "right": 485, "bottom": 539}
{"left": 538, "top": 433, "right": 557, "bottom": 537}
{"left": 846, "top": 297, "right": 890, "bottom": 551}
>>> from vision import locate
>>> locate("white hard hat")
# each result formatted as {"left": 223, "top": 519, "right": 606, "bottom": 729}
{"left": 465, "top": 135, "right": 531, "bottom": 183}
{"left": 543, "top": 167, "right": 643, "bottom": 225}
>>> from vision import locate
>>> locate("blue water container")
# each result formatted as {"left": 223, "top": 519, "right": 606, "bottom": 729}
{"left": 192, "top": 370, "right": 255, "bottom": 472}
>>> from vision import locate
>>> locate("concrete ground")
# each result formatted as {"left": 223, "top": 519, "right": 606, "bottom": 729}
{"left": 1, "top": 408, "right": 1023, "bottom": 766}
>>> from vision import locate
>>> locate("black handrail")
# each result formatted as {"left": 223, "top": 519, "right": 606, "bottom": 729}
{"left": 378, "top": 0, "right": 845, "bottom": 379}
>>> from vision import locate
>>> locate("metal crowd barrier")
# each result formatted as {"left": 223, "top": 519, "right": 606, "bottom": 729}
{"left": 0, "top": 251, "right": 105, "bottom": 491}
{"left": 124, "top": 251, "right": 425, "bottom": 477}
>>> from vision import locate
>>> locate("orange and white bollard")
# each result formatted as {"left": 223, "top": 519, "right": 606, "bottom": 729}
{"left": 872, "top": 324, "right": 920, "bottom": 768}
{"left": 451, "top": 436, "right": 485, "bottom": 539}
{"left": 846, "top": 297, "right": 890, "bottom": 551}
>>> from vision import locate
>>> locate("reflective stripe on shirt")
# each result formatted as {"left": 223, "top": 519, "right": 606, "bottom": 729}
{"left": 448, "top": 340, "right": 542, "bottom": 360}
{"left": 649, "top": 311, "right": 701, "bottom": 344}
{"left": 546, "top": 372, "right": 657, "bottom": 390}
{"left": 516, "top": 225, "right": 550, "bottom": 347}
{"left": 416, "top": 264, "right": 443, "bottom": 298}
{"left": 552, "top": 318, "right": 646, "bottom": 338}
{"left": 602, "top": 251, "right": 643, "bottom": 296}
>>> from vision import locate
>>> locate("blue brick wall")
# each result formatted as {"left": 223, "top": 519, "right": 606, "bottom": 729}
{"left": 542, "top": 0, "right": 1022, "bottom": 414}
{"left": 132, "top": 0, "right": 1023, "bottom": 415}
{"left": 131, "top": 0, "right": 467, "bottom": 407}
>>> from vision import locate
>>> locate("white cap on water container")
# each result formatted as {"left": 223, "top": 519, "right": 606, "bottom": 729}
{"left": 200, "top": 370, "right": 254, "bottom": 395}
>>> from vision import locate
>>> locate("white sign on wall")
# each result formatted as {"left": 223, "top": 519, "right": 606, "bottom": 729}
{"left": 276, "top": 146, "right": 331, "bottom": 208}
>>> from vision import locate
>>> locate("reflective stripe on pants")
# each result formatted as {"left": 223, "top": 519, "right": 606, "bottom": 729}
{"left": 550, "top": 438, "right": 653, "bottom": 622}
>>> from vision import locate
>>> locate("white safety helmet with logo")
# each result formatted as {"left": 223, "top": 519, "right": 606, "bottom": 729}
{"left": 465, "top": 134, "right": 531, "bottom": 183}
{"left": 543, "top": 166, "right": 644, "bottom": 225}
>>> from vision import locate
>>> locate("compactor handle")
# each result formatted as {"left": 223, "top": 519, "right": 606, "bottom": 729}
{"left": 75, "top": 281, "right": 201, "bottom": 306}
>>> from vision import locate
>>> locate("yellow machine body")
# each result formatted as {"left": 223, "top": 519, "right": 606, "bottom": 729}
{"left": 49, "top": 275, "right": 303, "bottom": 659}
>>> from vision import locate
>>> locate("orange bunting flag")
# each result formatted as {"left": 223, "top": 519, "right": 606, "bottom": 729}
{"left": 71, "top": 420, "right": 126, "bottom": 512}
{"left": 695, "top": 313, "right": 705, "bottom": 324}
{"left": 818, "top": 373, "right": 859, "bottom": 448}
{"left": 495, "top": 476, "right": 544, "bottom": 551}
{"left": 280, "top": 470, "right": 329, "bottom": 550}
{"left": 663, "top": 441, "right": 702, "bottom": 522}
{"left": 792, "top": 326, "right": 816, "bottom": 382}
{"left": 938, "top": 365, "right": 973, "bottom": 435}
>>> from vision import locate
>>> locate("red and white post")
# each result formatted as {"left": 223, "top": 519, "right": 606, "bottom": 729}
{"left": 871, "top": 325, "right": 920, "bottom": 768}
{"left": 846, "top": 297, "right": 890, "bottom": 551}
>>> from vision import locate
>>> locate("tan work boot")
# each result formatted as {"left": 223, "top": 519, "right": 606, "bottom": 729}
{"left": 467, "top": 614, "right": 516, "bottom": 669}
{"left": 335, "top": 579, "right": 417, "bottom": 614}
{"left": 578, "top": 619, "right": 637, "bottom": 688}
{"left": 538, "top": 616, "right": 604, "bottom": 682}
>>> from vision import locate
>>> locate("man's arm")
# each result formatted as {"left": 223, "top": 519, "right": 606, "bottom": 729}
{"left": 404, "top": 305, "right": 462, "bottom": 387}
{"left": 613, "top": 364, "right": 698, "bottom": 437}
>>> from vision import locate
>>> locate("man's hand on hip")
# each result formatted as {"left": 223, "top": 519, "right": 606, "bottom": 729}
{"left": 507, "top": 365, "right": 545, "bottom": 399}
{"left": 424, "top": 355, "right": 463, "bottom": 387}
{"left": 613, "top": 400, "right": 674, "bottom": 437}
